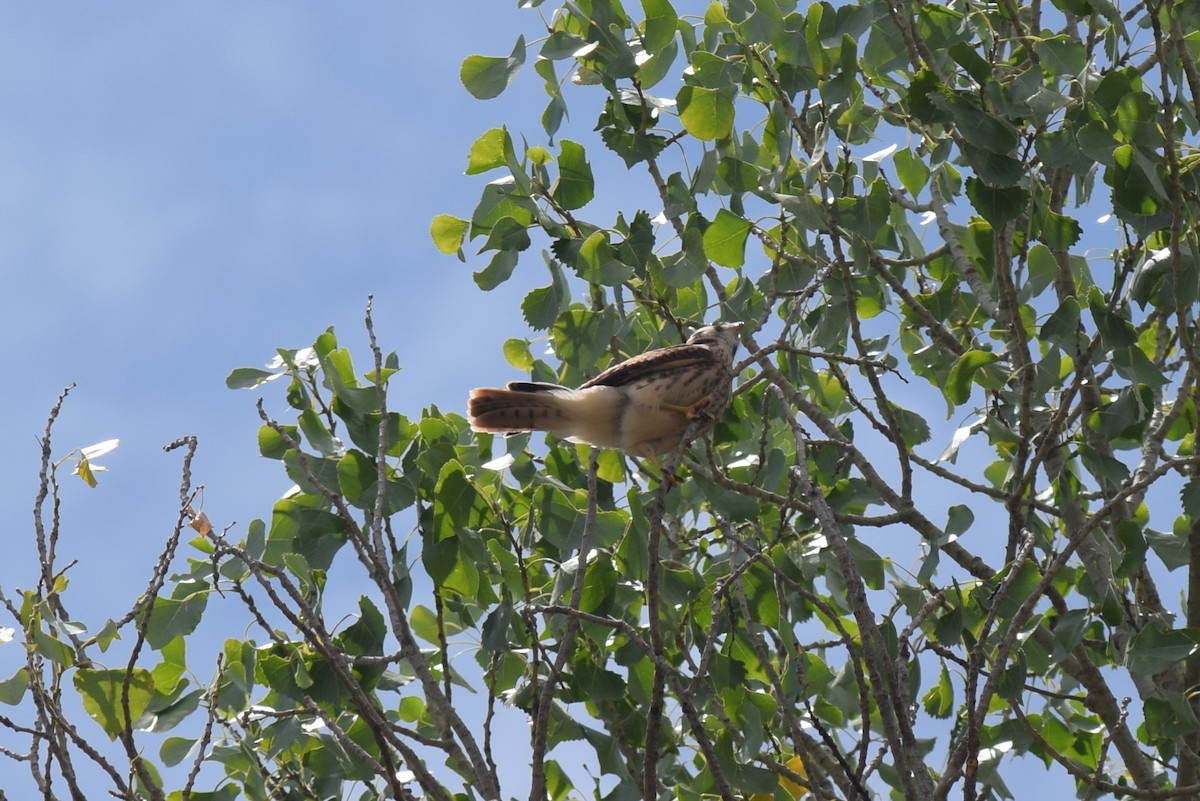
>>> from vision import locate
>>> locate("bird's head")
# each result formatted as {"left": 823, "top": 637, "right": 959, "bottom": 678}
{"left": 686, "top": 321, "right": 744, "bottom": 353}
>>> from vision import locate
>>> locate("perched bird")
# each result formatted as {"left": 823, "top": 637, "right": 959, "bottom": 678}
{"left": 468, "top": 321, "right": 743, "bottom": 460}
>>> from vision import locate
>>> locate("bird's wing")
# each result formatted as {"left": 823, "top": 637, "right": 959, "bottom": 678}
{"left": 581, "top": 342, "right": 715, "bottom": 388}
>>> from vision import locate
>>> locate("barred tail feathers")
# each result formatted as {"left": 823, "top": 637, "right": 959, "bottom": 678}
{"left": 467, "top": 384, "right": 624, "bottom": 449}
{"left": 467, "top": 387, "right": 574, "bottom": 434}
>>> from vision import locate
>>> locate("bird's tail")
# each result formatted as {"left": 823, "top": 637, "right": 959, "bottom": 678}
{"left": 467, "top": 386, "right": 571, "bottom": 434}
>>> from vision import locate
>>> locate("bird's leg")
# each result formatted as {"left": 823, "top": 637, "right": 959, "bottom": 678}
{"left": 635, "top": 444, "right": 680, "bottom": 486}
{"left": 660, "top": 395, "right": 713, "bottom": 420}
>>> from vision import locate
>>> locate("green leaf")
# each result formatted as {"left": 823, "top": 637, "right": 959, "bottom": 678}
{"left": 1041, "top": 210, "right": 1082, "bottom": 249}
{"left": 640, "top": 0, "right": 678, "bottom": 53}
{"left": 1094, "top": 385, "right": 1152, "bottom": 441}
{"left": 1110, "top": 344, "right": 1168, "bottom": 387}
{"left": 946, "top": 504, "right": 975, "bottom": 537}
{"left": 962, "top": 143, "right": 1024, "bottom": 187}
{"left": 891, "top": 405, "right": 931, "bottom": 448}
{"left": 949, "top": 41, "right": 991, "bottom": 85}
{"left": 503, "top": 338, "right": 534, "bottom": 371}
{"left": 834, "top": 178, "right": 891, "bottom": 236}
{"left": 578, "top": 231, "right": 633, "bottom": 284}
{"left": 945, "top": 349, "right": 1000, "bottom": 405}
{"left": 146, "top": 594, "right": 207, "bottom": 650}
{"left": 522, "top": 257, "right": 570, "bottom": 330}
{"left": 409, "top": 604, "right": 441, "bottom": 644}
{"left": 894, "top": 148, "right": 930, "bottom": 197}
{"left": 847, "top": 539, "right": 886, "bottom": 590}
{"left": 257, "top": 424, "right": 296, "bottom": 460}
{"left": 340, "top": 597, "right": 387, "bottom": 658}
{"left": 1035, "top": 34, "right": 1086, "bottom": 76}
{"left": 33, "top": 629, "right": 74, "bottom": 666}
{"left": 965, "top": 177, "right": 1029, "bottom": 225}
{"left": 474, "top": 250, "right": 520, "bottom": 291}
{"left": 577, "top": 553, "right": 618, "bottom": 614}
{"left": 1146, "top": 526, "right": 1188, "bottom": 570}
{"left": 478, "top": 216, "right": 531, "bottom": 254}
{"left": 702, "top": 209, "right": 751, "bottom": 268}
{"left": 74, "top": 668, "right": 155, "bottom": 740}
{"left": 990, "top": 561, "right": 1042, "bottom": 619}
{"left": 1080, "top": 444, "right": 1131, "bottom": 483}
{"left": 430, "top": 214, "right": 469, "bottom": 255}
{"left": 1145, "top": 693, "right": 1200, "bottom": 741}
{"left": 534, "top": 485, "right": 589, "bottom": 553}
{"left": 481, "top": 596, "right": 514, "bottom": 652}
{"left": 338, "top": 450, "right": 414, "bottom": 515}
{"left": 677, "top": 85, "right": 734, "bottom": 140}
{"left": 460, "top": 35, "right": 526, "bottom": 100}
{"left": 937, "top": 92, "right": 1017, "bottom": 154}
{"left": 0, "top": 668, "right": 29, "bottom": 705}
{"left": 552, "top": 140, "right": 594, "bottom": 210}
{"left": 422, "top": 532, "right": 458, "bottom": 587}
{"left": 267, "top": 497, "right": 348, "bottom": 571}
{"left": 225, "top": 367, "right": 275, "bottom": 390}
{"left": 1087, "top": 288, "right": 1137, "bottom": 347}
{"left": 922, "top": 664, "right": 954, "bottom": 718}
{"left": 600, "top": 128, "right": 669, "bottom": 168}
{"left": 571, "top": 655, "right": 628, "bottom": 702}
{"left": 1182, "top": 479, "right": 1200, "bottom": 518}
{"left": 434, "top": 460, "right": 479, "bottom": 531}
{"left": 1110, "top": 144, "right": 1161, "bottom": 216}
{"left": 465, "top": 127, "right": 510, "bottom": 175}
{"left": 160, "top": 736, "right": 197, "bottom": 767}
{"left": 636, "top": 36, "right": 678, "bottom": 89}
{"left": 145, "top": 688, "right": 203, "bottom": 735}
{"left": 1040, "top": 297, "right": 1082, "bottom": 353}
{"left": 906, "top": 68, "right": 954, "bottom": 124}
{"left": 298, "top": 409, "right": 339, "bottom": 457}
{"left": 1126, "top": 623, "right": 1200, "bottom": 675}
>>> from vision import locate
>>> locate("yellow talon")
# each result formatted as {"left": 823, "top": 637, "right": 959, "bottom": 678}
{"left": 662, "top": 395, "right": 712, "bottom": 420}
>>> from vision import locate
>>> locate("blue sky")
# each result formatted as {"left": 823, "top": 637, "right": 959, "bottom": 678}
{"left": 0, "top": 4, "right": 542, "bottom": 614}
{"left": 0, "top": 3, "right": 1082, "bottom": 798}
{"left": 0, "top": 3, "right": 550, "bottom": 793}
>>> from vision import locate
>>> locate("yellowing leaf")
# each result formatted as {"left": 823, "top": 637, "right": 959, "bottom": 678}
{"left": 75, "top": 457, "right": 97, "bottom": 488}
{"left": 188, "top": 511, "right": 214, "bottom": 538}
{"left": 755, "top": 755, "right": 810, "bottom": 801}
{"left": 466, "top": 128, "right": 510, "bottom": 175}
{"left": 430, "top": 215, "right": 470, "bottom": 255}
{"left": 781, "top": 754, "right": 809, "bottom": 798}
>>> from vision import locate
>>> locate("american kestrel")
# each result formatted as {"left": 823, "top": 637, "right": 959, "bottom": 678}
{"left": 468, "top": 322, "right": 743, "bottom": 459}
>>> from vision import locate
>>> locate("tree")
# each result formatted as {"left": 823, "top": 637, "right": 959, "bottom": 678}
{"left": 5, "top": 0, "right": 1200, "bottom": 798}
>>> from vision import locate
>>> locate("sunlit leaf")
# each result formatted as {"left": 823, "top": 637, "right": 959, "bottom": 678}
{"left": 945, "top": 349, "right": 1000, "bottom": 405}
{"left": 430, "top": 214, "right": 469, "bottom": 255}
{"left": 460, "top": 36, "right": 526, "bottom": 100}
{"left": 74, "top": 668, "right": 155, "bottom": 740}
{"left": 677, "top": 85, "right": 734, "bottom": 140}
{"left": 702, "top": 209, "right": 751, "bottom": 267}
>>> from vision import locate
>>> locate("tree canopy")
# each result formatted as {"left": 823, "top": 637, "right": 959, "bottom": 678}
{"left": 7, "top": 0, "right": 1200, "bottom": 799}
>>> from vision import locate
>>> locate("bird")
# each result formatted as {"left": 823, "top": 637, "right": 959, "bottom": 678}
{"left": 468, "top": 321, "right": 743, "bottom": 461}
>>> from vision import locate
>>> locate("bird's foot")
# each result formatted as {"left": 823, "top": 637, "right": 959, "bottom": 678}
{"left": 662, "top": 395, "right": 713, "bottom": 420}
